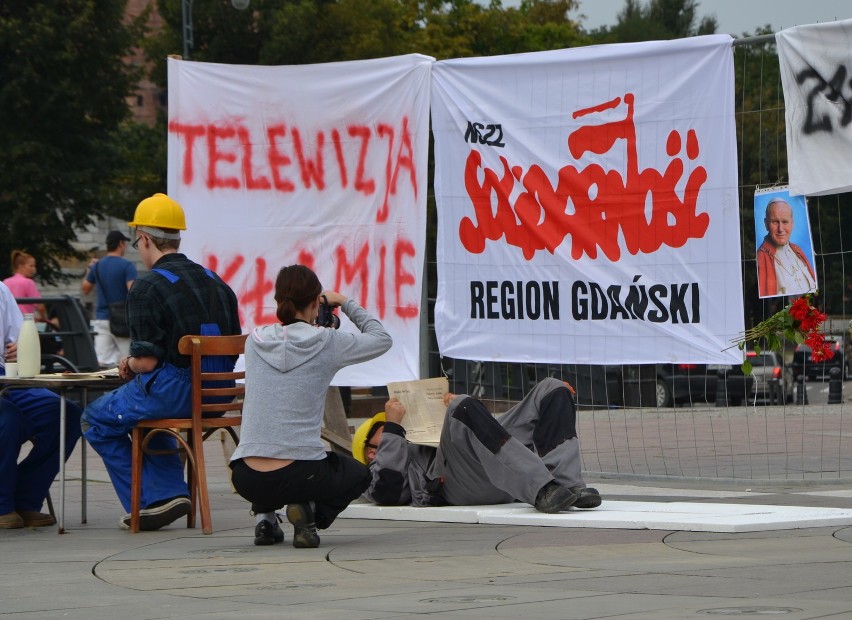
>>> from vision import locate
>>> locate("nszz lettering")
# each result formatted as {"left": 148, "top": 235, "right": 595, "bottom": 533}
{"left": 464, "top": 121, "right": 506, "bottom": 147}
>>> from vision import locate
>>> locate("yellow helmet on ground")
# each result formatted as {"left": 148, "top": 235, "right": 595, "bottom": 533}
{"left": 352, "top": 412, "right": 386, "bottom": 464}
{"left": 128, "top": 193, "right": 187, "bottom": 234}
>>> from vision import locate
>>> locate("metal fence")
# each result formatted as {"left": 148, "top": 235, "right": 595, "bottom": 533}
{"left": 425, "top": 35, "right": 852, "bottom": 482}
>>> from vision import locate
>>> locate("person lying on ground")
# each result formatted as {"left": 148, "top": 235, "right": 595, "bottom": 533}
{"left": 354, "top": 378, "right": 601, "bottom": 512}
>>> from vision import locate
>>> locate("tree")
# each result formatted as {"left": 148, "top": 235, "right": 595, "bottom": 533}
{"left": 590, "top": 0, "right": 717, "bottom": 43}
{"left": 406, "top": 0, "right": 586, "bottom": 59}
{"left": 141, "top": 0, "right": 587, "bottom": 304}
{"left": 143, "top": 0, "right": 586, "bottom": 77}
{"left": 99, "top": 113, "right": 170, "bottom": 224}
{"left": 0, "top": 0, "right": 143, "bottom": 281}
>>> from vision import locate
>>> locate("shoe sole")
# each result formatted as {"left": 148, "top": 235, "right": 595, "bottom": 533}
{"left": 286, "top": 504, "right": 320, "bottom": 549}
{"left": 292, "top": 532, "right": 321, "bottom": 549}
{"left": 574, "top": 494, "right": 602, "bottom": 509}
{"left": 0, "top": 522, "right": 25, "bottom": 529}
{"left": 121, "top": 499, "right": 191, "bottom": 531}
{"left": 22, "top": 518, "right": 57, "bottom": 527}
{"left": 571, "top": 487, "right": 602, "bottom": 509}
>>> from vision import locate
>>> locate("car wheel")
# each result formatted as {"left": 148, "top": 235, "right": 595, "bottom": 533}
{"left": 656, "top": 379, "right": 672, "bottom": 408}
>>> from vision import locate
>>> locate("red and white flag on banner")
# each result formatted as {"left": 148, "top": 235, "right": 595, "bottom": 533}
{"left": 432, "top": 35, "right": 744, "bottom": 365}
{"left": 777, "top": 19, "right": 852, "bottom": 196}
{"left": 167, "top": 54, "right": 433, "bottom": 385}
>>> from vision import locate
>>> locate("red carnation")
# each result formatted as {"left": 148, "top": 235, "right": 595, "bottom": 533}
{"left": 799, "top": 310, "right": 827, "bottom": 333}
{"left": 788, "top": 297, "right": 811, "bottom": 322}
{"left": 804, "top": 330, "right": 825, "bottom": 350}
{"left": 811, "top": 342, "right": 835, "bottom": 362}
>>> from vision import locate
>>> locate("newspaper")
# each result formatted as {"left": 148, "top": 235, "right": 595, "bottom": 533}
{"left": 35, "top": 367, "right": 121, "bottom": 379}
{"left": 386, "top": 377, "right": 448, "bottom": 447}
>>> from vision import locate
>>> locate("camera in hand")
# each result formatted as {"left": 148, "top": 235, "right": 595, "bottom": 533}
{"left": 317, "top": 300, "right": 340, "bottom": 329}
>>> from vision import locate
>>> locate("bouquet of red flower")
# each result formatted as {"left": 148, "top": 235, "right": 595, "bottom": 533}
{"left": 731, "top": 294, "right": 834, "bottom": 374}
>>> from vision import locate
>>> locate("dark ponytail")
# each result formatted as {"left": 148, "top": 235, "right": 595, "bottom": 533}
{"left": 274, "top": 265, "right": 322, "bottom": 324}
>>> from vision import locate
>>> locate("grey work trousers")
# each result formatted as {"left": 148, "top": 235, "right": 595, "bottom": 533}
{"left": 434, "top": 378, "right": 585, "bottom": 506}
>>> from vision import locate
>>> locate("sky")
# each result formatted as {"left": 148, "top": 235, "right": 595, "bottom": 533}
{"left": 572, "top": 0, "right": 850, "bottom": 36}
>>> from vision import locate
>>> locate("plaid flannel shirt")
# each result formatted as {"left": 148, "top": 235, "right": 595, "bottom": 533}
{"left": 127, "top": 253, "right": 241, "bottom": 367}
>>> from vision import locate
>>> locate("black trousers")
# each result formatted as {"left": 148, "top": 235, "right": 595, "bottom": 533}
{"left": 230, "top": 453, "right": 370, "bottom": 530}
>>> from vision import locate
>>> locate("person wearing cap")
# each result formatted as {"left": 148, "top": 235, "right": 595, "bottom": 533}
{"left": 81, "top": 230, "right": 137, "bottom": 366}
{"left": 355, "top": 378, "right": 601, "bottom": 513}
{"left": 81, "top": 193, "right": 241, "bottom": 531}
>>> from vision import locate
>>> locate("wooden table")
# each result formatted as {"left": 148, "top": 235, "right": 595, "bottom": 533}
{"left": 0, "top": 373, "right": 125, "bottom": 533}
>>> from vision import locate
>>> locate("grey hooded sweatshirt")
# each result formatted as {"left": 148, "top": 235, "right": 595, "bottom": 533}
{"left": 231, "top": 299, "right": 392, "bottom": 462}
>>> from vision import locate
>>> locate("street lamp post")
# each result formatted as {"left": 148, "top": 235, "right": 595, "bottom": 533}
{"left": 181, "top": 0, "right": 250, "bottom": 61}
{"left": 182, "top": 0, "right": 193, "bottom": 60}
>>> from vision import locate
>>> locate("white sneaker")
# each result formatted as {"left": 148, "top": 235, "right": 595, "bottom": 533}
{"left": 119, "top": 497, "right": 191, "bottom": 531}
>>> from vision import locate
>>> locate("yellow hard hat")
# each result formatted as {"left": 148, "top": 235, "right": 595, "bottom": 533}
{"left": 352, "top": 412, "right": 386, "bottom": 464}
{"left": 128, "top": 193, "right": 187, "bottom": 232}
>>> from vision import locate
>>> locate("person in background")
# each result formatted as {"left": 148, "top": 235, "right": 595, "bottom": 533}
{"left": 757, "top": 198, "right": 817, "bottom": 297}
{"left": 230, "top": 264, "right": 392, "bottom": 549}
{"left": 81, "top": 231, "right": 137, "bottom": 367}
{"left": 0, "top": 281, "right": 83, "bottom": 528}
{"left": 355, "top": 378, "right": 601, "bottom": 514}
{"left": 82, "top": 194, "right": 241, "bottom": 531}
{"left": 3, "top": 250, "right": 53, "bottom": 325}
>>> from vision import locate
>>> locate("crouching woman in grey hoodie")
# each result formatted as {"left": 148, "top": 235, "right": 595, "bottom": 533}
{"left": 230, "top": 264, "right": 392, "bottom": 549}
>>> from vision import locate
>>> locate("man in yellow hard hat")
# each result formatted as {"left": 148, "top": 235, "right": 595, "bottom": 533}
{"left": 353, "top": 378, "right": 601, "bottom": 512}
{"left": 82, "top": 193, "right": 241, "bottom": 531}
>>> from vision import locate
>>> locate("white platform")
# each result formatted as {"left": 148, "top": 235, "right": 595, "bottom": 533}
{"left": 338, "top": 500, "right": 852, "bottom": 533}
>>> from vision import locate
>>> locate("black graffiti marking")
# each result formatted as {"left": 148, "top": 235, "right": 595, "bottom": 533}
{"left": 481, "top": 124, "right": 505, "bottom": 147}
{"left": 795, "top": 64, "right": 852, "bottom": 135}
{"left": 464, "top": 121, "right": 506, "bottom": 147}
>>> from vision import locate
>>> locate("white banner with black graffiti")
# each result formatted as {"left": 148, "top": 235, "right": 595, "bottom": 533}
{"left": 777, "top": 19, "right": 852, "bottom": 196}
{"left": 432, "top": 35, "right": 744, "bottom": 364}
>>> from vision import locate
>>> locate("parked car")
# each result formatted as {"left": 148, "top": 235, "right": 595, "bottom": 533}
{"left": 744, "top": 350, "right": 793, "bottom": 403}
{"left": 791, "top": 336, "right": 850, "bottom": 381}
{"left": 653, "top": 363, "right": 752, "bottom": 408}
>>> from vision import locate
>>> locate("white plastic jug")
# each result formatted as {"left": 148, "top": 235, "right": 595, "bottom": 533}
{"left": 17, "top": 313, "right": 41, "bottom": 378}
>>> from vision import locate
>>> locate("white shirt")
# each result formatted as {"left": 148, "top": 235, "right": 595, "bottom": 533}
{"left": 1, "top": 282, "right": 23, "bottom": 368}
{"left": 774, "top": 243, "right": 816, "bottom": 295}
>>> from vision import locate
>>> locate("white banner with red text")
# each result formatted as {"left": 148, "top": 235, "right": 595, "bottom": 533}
{"left": 432, "top": 35, "right": 744, "bottom": 364}
{"left": 167, "top": 54, "right": 433, "bottom": 385}
{"left": 777, "top": 19, "right": 852, "bottom": 197}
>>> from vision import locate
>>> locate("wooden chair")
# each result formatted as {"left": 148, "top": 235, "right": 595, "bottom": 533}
{"left": 129, "top": 333, "right": 247, "bottom": 534}
{"left": 321, "top": 387, "right": 355, "bottom": 456}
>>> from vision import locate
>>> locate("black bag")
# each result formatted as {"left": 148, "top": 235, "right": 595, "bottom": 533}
{"left": 108, "top": 301, "right": 129, "bottom": 338}
{"left": 93, "top": 262, "right": 130, "bottom": 338}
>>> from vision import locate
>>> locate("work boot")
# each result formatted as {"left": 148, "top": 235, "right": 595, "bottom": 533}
{"left": 19, "top": 511, "right": 57, "bottom": 527}
{"left": 533, "top": 481, "right": 577, "bottom": 513}
{"left": 285, "top": 503, "right": 320, "bottom": 549}
{"left": 254, "top": 515, "right": 285, "bottom": 546}
{"left": 0, "top": 512, "right": 24, "bottom": 529}
{"left": 571, "top": 487, "right": 602, "bottom": 509}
